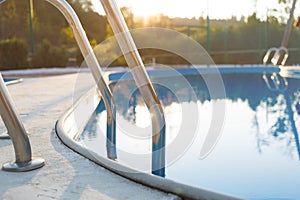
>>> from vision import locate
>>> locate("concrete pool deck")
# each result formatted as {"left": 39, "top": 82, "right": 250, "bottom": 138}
{"left": 0, "top": 73, "right": 179, "bottom": 200}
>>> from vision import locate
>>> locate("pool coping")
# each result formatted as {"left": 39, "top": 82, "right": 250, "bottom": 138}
{"left": 55, "top": 66, "right": 276, "bottom": 200}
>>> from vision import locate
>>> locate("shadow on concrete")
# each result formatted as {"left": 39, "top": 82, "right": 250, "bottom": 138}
{"left": 49, "top": 129, "right": 171, "bottom": 200}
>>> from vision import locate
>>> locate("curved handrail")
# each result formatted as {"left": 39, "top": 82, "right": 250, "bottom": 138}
{"left": 0, "top": 0, "right": 45, "bottom": 172}
{"left": 1, "top": 0, "right": 165, "bottom": 176}
{"left": 45, "top": 0, "right": 117, "bottom": 159}
{"left": 262, "top": 46, "right": 288, "bottom": 92}
{"left": 271, "top": 46, "right": 289, "bottom": 66}
{"left": 263, "top": 46, "right": 289, "bottom": 66}
{"left": 100, "top": 0, "right": 166, "bottom": 177}
{"left": 263, "top": 47, "right": 278, "bottom": 65}
{"left": 262, "top": 0, "right": 296, "bottom": 92}
{"left": 0, "top": 0, "right": 118, "bottom": 172}
{"left": 0, "top": 73, "right": 45, "bottom": 172}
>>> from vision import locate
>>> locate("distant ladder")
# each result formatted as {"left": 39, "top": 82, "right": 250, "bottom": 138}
{"left": 262, "top": 47, "right": 288, "bottom": 92}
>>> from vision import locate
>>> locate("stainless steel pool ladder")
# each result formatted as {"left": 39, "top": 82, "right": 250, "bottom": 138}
{"left": 47, "top": 0, "right": 166, "bottom": 176}
{"left": 0, "top": 1, "right": 45, "bottom": 172}
{"left": 0, "top": 0, "right": 166, "bottom": 176}
{"left": 0, "top": 0, "right": 116, "bottom": 171}
{"left": 45, "top": 0, "right": 117, "bottom": 160}
{"left": 100, "top": 0, "right": 166, "bottom": 177}
{"left": 262, "top": 0, "right": 297, "bottom": 92}
{"left": 0, "top": 73, "right": 45, "bottom": 171}
{"left": 262, "top": 47, "right": 288, "bottom": 92}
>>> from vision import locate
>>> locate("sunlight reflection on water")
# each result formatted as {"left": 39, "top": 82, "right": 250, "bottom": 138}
{"left": 79, "top": 73, "right": 300, "bottom": 199}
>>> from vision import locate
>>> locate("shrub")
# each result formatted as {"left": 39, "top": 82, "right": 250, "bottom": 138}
{"left": 76, "top": 39, "right": 98, "bottom": 67}
{"left": 31, "top": 39, "right": 68, "bottom": 68}
{"left": 0, "top": 38, "right": 29, "bottom": 70}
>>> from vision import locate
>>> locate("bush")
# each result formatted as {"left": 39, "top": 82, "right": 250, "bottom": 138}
{"left": 0, "top": 38, "right": 29, "bottom": 70}
{"left": 76, "top": 39, "right": 98, "bottom": 67}
{"left": 31, "top": 39, "right": 68, "bottom": 68}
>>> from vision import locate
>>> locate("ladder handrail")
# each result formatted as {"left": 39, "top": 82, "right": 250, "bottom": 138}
{"left": 263, "top": 46, "right": 289, "bottom": 66}
{"left": 262, "top": 46, "right": 289, "bottom": 92}
{"left": 44, "top": 0, "right": 117, "bottom": 159}
{"left": 272, "top": 46, "right": 289, "bottom": 66}
{"left": 262, "top": 0, "right": 295, "bottom": 93}
{"left": 281, "top": 0, "right": 297, "bottom": 48}
{"left": 100, "top": 0, "right": 166, "bottom": 177}
{"left": 1, "top": 0, "right": 165, "bottom": 175}
{"left": 0, "top": 0, "right": 45, "bottom": 172}
{"left": 0, "top": 73, "right": 45, "bottom": 171}
{"left": 0, "top": 0, "right": 118, "bottom": 172}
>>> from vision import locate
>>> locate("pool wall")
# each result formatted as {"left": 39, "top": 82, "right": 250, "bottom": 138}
{"left": 55, "top": 67, "right": 274, "bottom": 200}
{"left": 108, "top": 66, "right": 279, "bottom": 81}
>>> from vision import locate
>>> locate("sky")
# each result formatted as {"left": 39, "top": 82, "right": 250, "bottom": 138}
{"left": 92, "top": 0, "right": 300, "bottom": 21}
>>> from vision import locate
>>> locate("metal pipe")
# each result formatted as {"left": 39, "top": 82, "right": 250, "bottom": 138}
{"left": 45, "top": 0, "right": 116, "bottom": 159}
{"left": 263, "top": 47, "right": 278, "bottom": 65}
{"left": 0, "top": 74, "right": 44, "bottom": 171}
{"left": 263, "top": 0, "right": 296, "bottom": 67}
{"left": 99, "top": 0, "right": 166, "bottom": 177}
{"left": 271, "top": 46, "right": 289, "bottom": 66}
{"left": 0, "top": 74, "right": 30, "bottom": 162}
{"left": 281, "top": 0, "right": 297, "bottom": 48}
{"left": 263, "top": 47, "right": 289, "bottom": 66}
{"left": 28, "top": 0, "right": 35, "bottom": 54}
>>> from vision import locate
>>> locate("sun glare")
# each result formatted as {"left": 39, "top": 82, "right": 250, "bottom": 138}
{"left": 92, "top": 0, "right": 299, "bottom": 20}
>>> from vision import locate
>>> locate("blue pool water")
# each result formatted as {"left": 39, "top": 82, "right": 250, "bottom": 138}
{"left": 4, "top": 78, "right": 22, "bottom": 85}
{"left": 79, "top": 70, "right": 300, "bottom": 199}
{"left": 4, "top": 79, "right": 15, "bottom": 83}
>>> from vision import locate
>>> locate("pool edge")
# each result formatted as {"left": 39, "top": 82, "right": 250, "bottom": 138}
{"left": 55, "top": 68, "right": 245, "bottom": 200}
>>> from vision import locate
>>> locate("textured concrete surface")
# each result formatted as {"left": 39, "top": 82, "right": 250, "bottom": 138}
{"left": 0, "top": 73, "right": 179, "bottom": 200}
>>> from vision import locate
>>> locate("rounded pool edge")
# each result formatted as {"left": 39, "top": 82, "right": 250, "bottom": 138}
{"left": 55, "top": 83, "right": 242, "bottom": 200}
{"left": 56, "top": 120, "right": 239, "bottom": 199}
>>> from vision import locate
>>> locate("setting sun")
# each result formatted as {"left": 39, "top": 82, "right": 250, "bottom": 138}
{"left": 92, "top": 0, "right": 300, "bottom": 20}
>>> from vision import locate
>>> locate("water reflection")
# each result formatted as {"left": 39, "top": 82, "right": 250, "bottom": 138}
{"left": 111, "top": 73, "right": 281, "bottom": 112}
{"left": 79, "top": 73, "right": 300, "bottom": 199}
{"left": 284, "top": 92, "right": 300, "bottom": 159}
{"left": 109, "top": 74, "right": 300, "bottom": 159}
{"left": 80, "top": 74, "right": 300, "bottom": 163}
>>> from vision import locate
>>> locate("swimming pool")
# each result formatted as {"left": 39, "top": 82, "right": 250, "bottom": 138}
{"left": 57, "top": 66, "right": 300, "bottom": 199}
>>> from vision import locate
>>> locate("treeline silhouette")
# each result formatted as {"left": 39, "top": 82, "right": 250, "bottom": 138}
{"left": 1, "top": 0, "right": 300, "bottom": 68}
